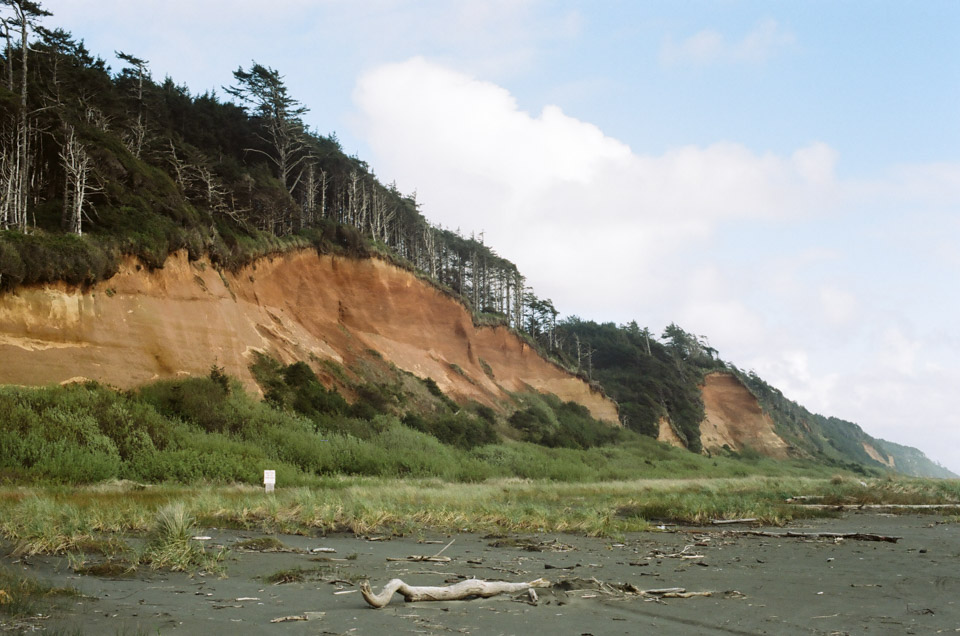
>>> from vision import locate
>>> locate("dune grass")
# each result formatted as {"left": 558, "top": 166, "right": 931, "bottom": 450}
{"left": 2, "top": 474, "right": 958, "bottom": 564}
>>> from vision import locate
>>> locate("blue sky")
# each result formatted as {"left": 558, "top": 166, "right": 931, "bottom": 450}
{"left": 40, "top": 1, "right": 960, "bottom": 471}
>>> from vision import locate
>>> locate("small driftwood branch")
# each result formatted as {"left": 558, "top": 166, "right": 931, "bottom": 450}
{"left": 728, "top": 530, "right": 901, "bottom": 543}
{"left": 360, "top": 577, "right": 550, "bottom": 609}
{"left": 385, "top": 538, "right": 457, "bottom": 563}
{"left": 711, "top": 518, "right": 758, "bottom": 525}
{"left": 622, "top": 585, "right": 713, "bottom": 599}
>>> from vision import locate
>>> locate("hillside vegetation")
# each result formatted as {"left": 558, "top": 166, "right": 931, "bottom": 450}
{"left": 0, "top": 3, "right": 952, "bottom": 480}
{"left": 0, "top": 365, "right": 834, "bottom": 486}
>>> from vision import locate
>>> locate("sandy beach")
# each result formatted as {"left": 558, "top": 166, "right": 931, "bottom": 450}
{"left": 4, "top": 511, "right": 959, "bottom": 635}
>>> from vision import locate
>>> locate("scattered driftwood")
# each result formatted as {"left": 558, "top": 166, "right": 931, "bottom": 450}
{"left": 359, "top": 577, "right": 550, "bottom": 609}
{"left": 711, "top": 518, "right": 757, "bottom": 525}
{"left": 727, "top": 530, "right": 901, "bottom": 543}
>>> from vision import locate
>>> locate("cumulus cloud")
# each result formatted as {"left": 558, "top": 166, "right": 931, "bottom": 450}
{"left": 354, "top": 57, "right": 839, "bottom": 313}
{"left": 660, "top": 19, "right": 796, "bottom": 66}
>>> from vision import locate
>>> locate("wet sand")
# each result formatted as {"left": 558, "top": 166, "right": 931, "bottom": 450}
{"left": 4, "top": 512, "right": 959, "bottom": 635}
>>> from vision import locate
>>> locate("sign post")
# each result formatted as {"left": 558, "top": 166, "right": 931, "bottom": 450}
{"left": 264, "top": 469, "right": 276, "bottom": 493}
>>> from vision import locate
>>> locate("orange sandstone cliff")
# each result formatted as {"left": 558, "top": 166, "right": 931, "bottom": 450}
{"left": 0, "top": 250, "right": 618, "bottom": 423}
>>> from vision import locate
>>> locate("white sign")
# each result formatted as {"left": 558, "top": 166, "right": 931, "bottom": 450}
{"left": 264, "top": 469, "right": 276, "bottom": 493}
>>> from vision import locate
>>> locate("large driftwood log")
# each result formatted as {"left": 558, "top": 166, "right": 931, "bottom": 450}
{"left": 359, "top": 577, "right": 550, "bottom": 609}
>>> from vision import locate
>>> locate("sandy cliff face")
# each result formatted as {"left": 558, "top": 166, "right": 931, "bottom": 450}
{"left": 657, "top": 417, "right": 686, "bottom": 448}
{"left": 862, "top": 442, "right": 895, "bottom": 468}
{"left": 653, "top": 373, "right": 790, "bottom": 457}
{"left": 0, "top": 250, "right": 618, "bottom": 423}
{"left": 698, "top": 372, "right": 790, "bottom": 458}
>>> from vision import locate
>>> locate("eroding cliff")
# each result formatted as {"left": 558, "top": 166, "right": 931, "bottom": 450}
{"left": 0, "top": 250, "right": 618, "bottom": 423}
{"left": 699, "top": 372, "right": 790, "bottom": 458}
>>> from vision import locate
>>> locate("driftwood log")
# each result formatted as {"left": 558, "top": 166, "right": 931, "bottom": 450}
{"left": 359, "top": 577, "right": 550, "bottom": 609}
{"left": 727, "top": 530, "right": 901, "bottom": 543}
{"left": 789, "top": 503, "right": 960, "bottom": 511}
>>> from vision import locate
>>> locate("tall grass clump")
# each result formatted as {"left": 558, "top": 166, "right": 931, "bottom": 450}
{"left": 140, "top": 503, "right": 223, "bottom": 572}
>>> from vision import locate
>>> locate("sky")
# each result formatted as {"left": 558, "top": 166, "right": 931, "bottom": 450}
{"left": 40, "top": 1, "right": 960, "bottom": 472}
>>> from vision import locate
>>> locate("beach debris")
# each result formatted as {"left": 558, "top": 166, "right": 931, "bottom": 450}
{"left": 651, "top": 545, "right": 705, "bottom": 559}
{"left": 311, "top": 547, "right": 336, "bottom": 553}
{"left": 487, "top": 537, "right": 575, "bottom": 552}
{"left": 553, "top": 577, "right": 714, "bottom": 600}
{"left": 386, "top": 554, "right": 452, "bottom": 563}
{"left": 724, "top": 530, "right": 901, "bottom": 543}
{"left": 360, "top": 577, "right": 551, "bottom": 608}
{"left": 269, "top": 611, "right": 325, "bottom": 623}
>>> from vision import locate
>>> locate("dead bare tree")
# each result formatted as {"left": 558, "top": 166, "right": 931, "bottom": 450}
{"left": 59, "top": 122, "right": 96, "bottom": 234}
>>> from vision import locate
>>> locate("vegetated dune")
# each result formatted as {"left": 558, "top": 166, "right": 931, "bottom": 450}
{"left": 0, "top": 250, "right": 618, "bottom": 423}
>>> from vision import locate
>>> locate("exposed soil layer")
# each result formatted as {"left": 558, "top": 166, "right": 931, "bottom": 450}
{"left": 657, "top": 416, "right": 686, "bottom": 448}
{"left": 863, "top": 442, "right": 896, "bottom": 468}
{"left": 699, "top": 373, "right": 790, "bottom": 458}
{"left": 0, "top": 250, "right": 616, "bottom": 422}
{"left": 5, "top": 513, "right": 959, "bottom": 635}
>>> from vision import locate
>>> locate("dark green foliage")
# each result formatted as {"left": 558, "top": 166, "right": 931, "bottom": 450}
{"left": 421, "top": 376, "right": 459, "bottom": 411}
{"left": 555, "top": 319, "right": 716, "bottom": 450}
{"left": 401, "top": 411, "right": 497, "bottom": 450}
{"left": 0, "top": 231, "right": 117, "bottom": 291}
{"left": 508, "top": 393, "right": 624, "bottom": 450}
{"left": 250, "top": 354, "right": 350, "bottom": 419}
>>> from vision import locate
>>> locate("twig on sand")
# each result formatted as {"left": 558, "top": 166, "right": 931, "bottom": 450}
{"left": 385, "top": 538, "right": 457, "bottom": 563}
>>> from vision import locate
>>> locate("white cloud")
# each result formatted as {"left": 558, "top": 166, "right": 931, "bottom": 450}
{"left": 819, "top": 285, "right": 859, "bottom": 326}
{"left": 660, "top": 19, "right": 796, "bottom": 66}
{"left": 354, "top": 58, "right": 840, "bottom": 316}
